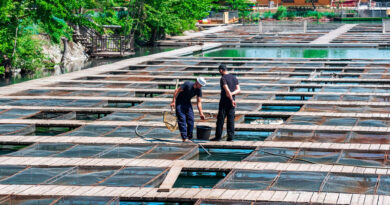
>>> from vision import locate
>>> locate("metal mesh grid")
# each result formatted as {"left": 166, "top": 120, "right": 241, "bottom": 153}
{"left": 6, "top": 143, "right": 197, "bottom": 160}
{"left": 244, "top": 147, "right": 390, "bottom": 168}
{"left": 0, "top": 166, "right": 168, "bottom": 188}
{"left": 215, "top": 169, "right": 390, "bottom": 195}
{"left": 0, "top": 196, "right": 119, "bottom": 205}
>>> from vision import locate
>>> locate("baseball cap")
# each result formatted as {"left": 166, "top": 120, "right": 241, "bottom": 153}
{"left": 197, "top": 77, "right": 207, "bottom": 87}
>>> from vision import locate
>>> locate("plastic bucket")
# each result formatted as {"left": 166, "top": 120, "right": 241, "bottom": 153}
{"left": 197, "top": 125, "right": 212, "bottom": 140}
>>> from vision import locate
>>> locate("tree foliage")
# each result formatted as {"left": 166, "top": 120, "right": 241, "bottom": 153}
{"left": 0, "top": 0, "right": 216, "bottom": 74}
{"left": 129, "top": 0, "right": 213, "bottom": 44}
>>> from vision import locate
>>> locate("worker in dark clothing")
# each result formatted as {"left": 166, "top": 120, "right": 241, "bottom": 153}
{"left": 170, "top": 78, "right": 207, "bottom": 142}
{"left": 211, "top": 64, "right": 240, "bottom": 141}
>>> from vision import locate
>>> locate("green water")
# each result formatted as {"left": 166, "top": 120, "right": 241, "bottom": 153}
{"left": 197, "top": 47, "right": 390, "bottom": 59}
{"left": 120, "top": 202, "right": 192, "bottom": 205}
{"left": 0, "top": 145, "right": 28, "bottom": 155}
{"left": 173, "top": 171, "right": 227, "bottom": 189}
{"left": 197, "top": 148, "right": 253, "bottom": 161}
{"left": 261, "top": 105, "right": 302, "bottom": 112}
{"left": 235, "top": 130, "right": 273, "bottom": 141}
{"left": 35, "top": 126, "right": 74, "bottom": 136}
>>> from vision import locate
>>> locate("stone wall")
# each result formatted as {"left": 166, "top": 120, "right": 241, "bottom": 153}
{"left": 40, "top": 35, "right": 89, "bottom": 74}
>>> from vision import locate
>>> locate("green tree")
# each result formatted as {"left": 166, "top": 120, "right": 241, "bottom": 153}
{"left": 274, "top": 6, "right": 287, "bottom": 20}
{"left": 129, "top": 0, "right": 213, "bottom": 44}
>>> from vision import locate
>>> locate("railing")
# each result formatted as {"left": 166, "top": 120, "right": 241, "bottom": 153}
{"left": 91, "top": 35, "right": 134, "bottom": 55}
{"left": 374, "top": 2, "right": 390, "bottom": 7}
{"left": 206, "top": 11, "right": 239, "bottom": 23}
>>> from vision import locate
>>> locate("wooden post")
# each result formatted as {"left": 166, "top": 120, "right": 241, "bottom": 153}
{"left": 120, "top": 36, "right": 124, "bottom": 55}
{"left": 92, "top": 36, "right": 95, "bottom": 54}
{"left": 223, "top": 12, "right": 229, "bottom": 24}
{"left": 258, "top": 19, "right": 263, "bottom": 34}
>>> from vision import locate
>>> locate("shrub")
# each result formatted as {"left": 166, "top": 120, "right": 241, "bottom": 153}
{"left": 286, "top": 11, "right": 297, "bottom": 19}
{"left": 0, "top": 66, "right": 4, "bottom": 75}
{"left": 307, "top": 11, "right": 323, "bottom": 19}
{"left": 322, "top": 12, "right": 335, "bottom": 18}
{"left": 262, "top": 11, "right": 274, "bottom": 19}
{"left": 274, "top": 6, "right": 287, "bottom": 20}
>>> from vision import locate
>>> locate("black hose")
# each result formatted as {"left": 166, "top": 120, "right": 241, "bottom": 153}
{"left": 135, "top": 124, "right": 211, "bottom": 155}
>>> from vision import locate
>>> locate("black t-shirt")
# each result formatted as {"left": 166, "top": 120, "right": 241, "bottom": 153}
{"left": 176, "top": 81, "right": 202, "bottom": 105}
{"left": 220, "top": 74, "right": 239, "bottom": 104}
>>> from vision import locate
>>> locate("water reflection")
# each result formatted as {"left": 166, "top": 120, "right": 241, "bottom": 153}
{"left": 199, "top": 47, "right": 390, "bottom": 59}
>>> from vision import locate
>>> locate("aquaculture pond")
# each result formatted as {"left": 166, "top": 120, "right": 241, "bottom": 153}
{"left": 196, "top": 47, "right": 390, "bottom": 59}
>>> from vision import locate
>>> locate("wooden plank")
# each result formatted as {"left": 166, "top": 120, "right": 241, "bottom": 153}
{"left": 1, "top": 157, "right": 390, "bottom": 175}
{"left": 183, "top": 188, "right": 202, "bottom": 200}
{"left": 35, "top": 86, "right": 390, "bottom": 97}
{"left": 257, "top": 191, "right": 275, "bottom": 201}
{"left": 194, "top": 189, "right": 212, "bottom": 199}
{"left": 296, "top": 192, "right": 313, "bottom": 203}
{"left": 207, "top": 189, "right": 226, "bottom": 199}
{"left": 166, "top": 188, "right": 188, "bottom": 199}
{"left": 350, "top": 194, "right": 361, "bottom": 205}
{"left": 157, "top": 166, "right": 182, "bottom": 192}
{"left": 244, "top": 190, "right": 264, "bottom": 201}
{"left": 311, "top": 192, "right": 327, "bottom": 203}
{"left": 270, "top": 191, "right": 288, "bottom": 202}
{"left": 54, "top": 79, "right": 390, "bottom": 89}
{"left": 82, "top": 186, "right": 107, "bottom": 196}
{"left": 283, "top": 191, "right": 300, "bottom": 202}
{"left": 323, "top": 193, "right": 339, "bottom": 204}
{"left": 51, "top": 186, "right": 84, "bottom": 196}
{"left": 219, "top": 189, "right": 238, "bottom": 200}
{"left": 119, "top": 188, "right": 140, "bottom": 197}
{"left": 230, "top": 189, "right": 251, "bottom": 200}
{"left": 44, "top": 186, "right": 73, "bottom": 196}
{"left": 337, "top": 193, "right": 352, "bottom": 204}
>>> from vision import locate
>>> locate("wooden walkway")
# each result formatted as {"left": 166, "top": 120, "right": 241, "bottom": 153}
{"left": 52, "top": 79, "right": 390, "bottom": 89}
{"left": 0, "top": 156, "right": 389, "bottom": 174}
{"left": 309, "top": 24, "right": 357, "bottom": 44}
{"left": 1, "top": 106, "right": 389, "bottom": 119}
{"left": 0, "top": 135, "right": 388, "bottom": 151}
{"left": 0, "top": 119, "right": 389, "bottom": 133}
{"left": 0, "top": 185, "right": 385, "bottom": 204}
{"left": 25, "top": 86, "right": 390, "bottom": 97}
{"left": 2, "top": 96, "right": 390, "bottom": 106}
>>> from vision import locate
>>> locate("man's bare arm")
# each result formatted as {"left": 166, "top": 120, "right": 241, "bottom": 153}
{"left": 223, "top": 84, "right": 234, "bottom": 101}
{"left": 197, "top": 96, "right": 205, "bottom": 120}
{"left": 231, "top": 84, "right": 241, "bottom": 96}
{"left": 170, "top": 87, "right": 183, "bottom": 108}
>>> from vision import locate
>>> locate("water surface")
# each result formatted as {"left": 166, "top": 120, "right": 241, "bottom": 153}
{"left": 197, "top": 47, "right": 390, "bottom": 59}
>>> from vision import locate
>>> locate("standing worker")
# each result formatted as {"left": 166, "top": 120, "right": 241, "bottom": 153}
{"left": 211, "top": 64, "right": 240, "bottom": 141}
{"left": 171, "top": 78, "right": 207, "bottom": 142}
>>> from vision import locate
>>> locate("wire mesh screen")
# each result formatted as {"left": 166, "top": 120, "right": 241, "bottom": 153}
{"left": 383, "top": 19, "right": 390, "bottom": 33}
{"left": 0, "top": 109, "right": 40, "bottom": 119}
{"left": 99, "top": 167, "right": 168, "bottom": 187}
{"left": 0, "top": 196, "right": 119, "bottom": 205}
{"left": 5, "top": 143, "right": 197, "bottom": 160}
{"left": 242, "top": 21, "right": 307, "bottom": 34}
{"left": 215, "top": 170, "right": 389, "bottom": 194}
{"left": 0, "top": 124, "right": 35, "bottom": 135}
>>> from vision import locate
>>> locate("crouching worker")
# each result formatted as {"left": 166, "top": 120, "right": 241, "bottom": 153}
{"left": 170, "top": 78, "right": 207, "bottom": 142}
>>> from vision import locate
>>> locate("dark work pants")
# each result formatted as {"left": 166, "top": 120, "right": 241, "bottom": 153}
{"left": 176, "top": 103, "right": 194, "bottom": 140}
{"left": 215, "top": 103, "right": 235, "bottom": 140}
